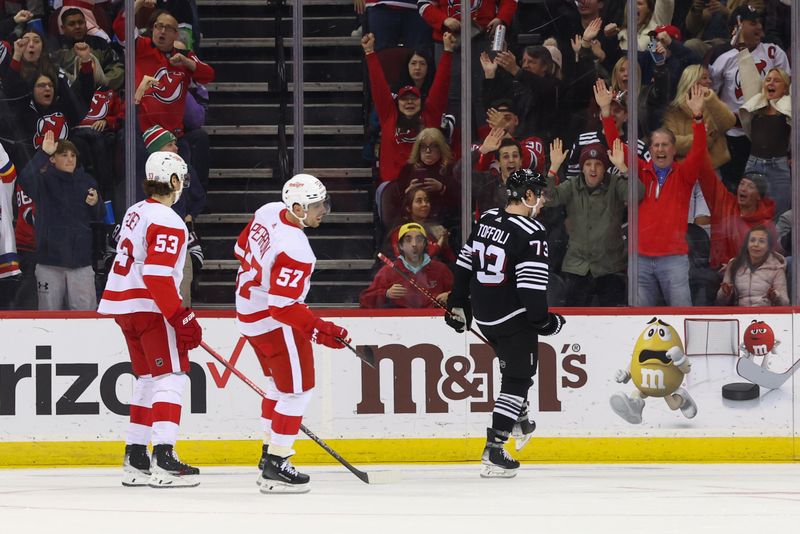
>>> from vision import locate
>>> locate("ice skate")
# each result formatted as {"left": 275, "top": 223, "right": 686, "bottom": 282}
{"left": 677, "top": 388, "right": 698, "bottom": 419}
{"left": 511, "top": 402, "right": 536, "bottom": 452}
{"left": 481, "top": 428, "right": 519, "bottom": 478}
{"left": 260, "top": 453, "right": 310, "bottom": 494}
{"left": 148, "top": 444, "right": 200, "bottom": 488}
{"left": 122, "top": 444, "right": 151, "bottom": 487}
{"left": 609, "top": 392, "right": 645, "bottom": 424}
{"left": 256, "top": 443, "right": 269, "bottom": 486}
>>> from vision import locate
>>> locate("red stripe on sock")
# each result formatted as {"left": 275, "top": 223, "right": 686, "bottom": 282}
{"left": 271, "top": 412, "right": 302, "bottom": 436}
{"left": 152, "top": 402, "right": 182, "bottom": 424}
{"left": 261, "top": 398, "right": 277, "bottom": 419}
{"left": 130, "top": 404, "right": 153, "bottom": 426}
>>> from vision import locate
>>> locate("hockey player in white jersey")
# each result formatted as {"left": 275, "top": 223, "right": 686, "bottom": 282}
{"left": 98, "top": 152, "right": 203, "bottom": 488}
{"left": 235, "top": 173, "right": 350, "bottom": 494}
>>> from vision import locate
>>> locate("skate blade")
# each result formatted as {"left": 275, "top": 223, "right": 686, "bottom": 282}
{"left": 122, "top": 470, "right": 151, "bottom": 487}
{"left": 148, "top": 472, "right": 200, "bottom": 488}
{"left": 514, "top": 434, "right": 533, "bottom": 452}
{"left": 259, "top": 478, "right": 310, "bottom": 494}
{"left": 480, "top": 463, "right": 518, "bottom": 479}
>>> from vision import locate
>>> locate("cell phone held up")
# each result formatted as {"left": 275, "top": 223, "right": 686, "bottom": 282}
{"left": 647, "top": 34, "right": 665, "bottom": 66}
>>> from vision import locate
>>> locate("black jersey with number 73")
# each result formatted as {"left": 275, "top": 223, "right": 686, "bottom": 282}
{"left": 450, "top": 208, "right": 550, "bottom": 333}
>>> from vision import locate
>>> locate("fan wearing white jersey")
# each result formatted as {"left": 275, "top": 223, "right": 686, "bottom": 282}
{"left": 98, "top": 152, "right": 203, "bottom": 488}
{"left": 235, "top": 173, "right": 350, "bottom": 494}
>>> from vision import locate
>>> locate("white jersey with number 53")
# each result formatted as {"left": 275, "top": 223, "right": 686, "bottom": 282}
{"left": 235, "top": 202, "right": 315, "bottom": 336}
{"left": 98, "top": 198, "right": 187, "bottom": 316}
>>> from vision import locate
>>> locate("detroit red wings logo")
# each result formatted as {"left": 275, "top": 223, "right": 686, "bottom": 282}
{"left": 33, "top": 113, "right": 68, "bottom": 148}
{"left": 147, "top": 67, "right": 186, "bottom": 104}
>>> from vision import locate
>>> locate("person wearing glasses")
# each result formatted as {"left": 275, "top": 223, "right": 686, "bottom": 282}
{"left": 130, "top": 1, "right": 214, "bottom": 138}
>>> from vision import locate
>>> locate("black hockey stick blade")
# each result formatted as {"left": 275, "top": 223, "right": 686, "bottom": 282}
{"left": 299, "top": 424, "right": 401, "bottom": 484}
{"left": 338, "top": 338, "right": 376, "bottom": 368}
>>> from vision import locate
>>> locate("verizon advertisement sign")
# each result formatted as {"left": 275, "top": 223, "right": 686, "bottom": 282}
{"left": 0, "top": 313, "right": 796, "bottom": 442}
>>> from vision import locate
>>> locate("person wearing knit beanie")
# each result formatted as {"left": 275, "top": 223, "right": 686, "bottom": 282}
{"left": 142, "top": 125, "right": 178, "bottom": 154}
{"left": 740, "top": 172, "right": 768, "bottom": 200}
{"left": 579, "top": 143, "right": 610, "bottom": 172}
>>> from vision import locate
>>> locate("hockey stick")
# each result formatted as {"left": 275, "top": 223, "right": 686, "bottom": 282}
{"left": 376, "top": 252, "right": 492, "bottom": 345}
{"left": 199, "top": 341, "right": 399, "bottom": 484}
{"left": 736, "top": 356, "right": 800, "bottom": 390}
{"left": 336, "top": 338, "right": 376, "bottom": 368}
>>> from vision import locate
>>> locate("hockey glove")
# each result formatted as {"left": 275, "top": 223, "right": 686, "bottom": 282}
{"left": 311, "top": 318, "right": 349, "bottom": 349}
{"left": 534, "top": 313, "right": 565, "bottom": 336}
{"left": 168, "top": 307, "right": 203, "bottom": 352}
{"left": 444, "top": 294, "right": 472, "bottom": 333}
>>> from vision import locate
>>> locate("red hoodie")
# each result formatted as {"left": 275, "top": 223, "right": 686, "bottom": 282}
{"left": 698, "top": 162, "right": 777, "bottom": 269}
{"left": 359, "top": 257, "right": 453, "bottom": 309}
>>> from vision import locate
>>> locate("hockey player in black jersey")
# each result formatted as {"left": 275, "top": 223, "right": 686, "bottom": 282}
{"left": 445, "top": 169, "right": 565, "bottom": 478}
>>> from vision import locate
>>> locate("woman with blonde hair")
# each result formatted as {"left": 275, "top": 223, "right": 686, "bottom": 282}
{"left": 663, "top": 64, "right": 736, "bottom": 170}
{"left": 608, "top": 55, "right": 668, "bottom": 134}
{"left": 739, "top": 61, "right": 791, "bottom": 217}
{"left": 380, "top": 127, "right": 457, "bottom": 232}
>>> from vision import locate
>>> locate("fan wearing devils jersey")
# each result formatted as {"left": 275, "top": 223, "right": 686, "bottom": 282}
{"left": 446, "top": 169, "right": 565, "bottom": 479}
{"left": 98, "top": 152, "right": 202, "bottom": 489}
{"left": 130, "top": 3, "right": 215, "bottom": 136}
{"left": 235, "top": 174, "right": 350, "bottom": 494}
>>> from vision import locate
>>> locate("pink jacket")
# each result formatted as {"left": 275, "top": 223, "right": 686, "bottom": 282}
{"left": 718, "top": 253, "right": 789, "bottom": 307}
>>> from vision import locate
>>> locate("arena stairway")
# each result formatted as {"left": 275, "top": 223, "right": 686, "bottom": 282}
{"left": 194, "top": 0, "right": 375, "bottom": 306}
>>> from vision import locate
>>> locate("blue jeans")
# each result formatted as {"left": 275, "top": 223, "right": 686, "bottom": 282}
{"left": 745, "top": 155, "right": 791, "bottom": 218}
{"left": 367, "top": 5, "right": 432, "bottom": 52}
{"left": 637, "top": 254, "right": 692, "bottom": 307}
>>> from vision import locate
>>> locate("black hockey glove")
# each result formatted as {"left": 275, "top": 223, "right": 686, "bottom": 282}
{"left": 444, "top": 294, "right": 472, "bottom": 333}
{"left": 534, "top": 313, "right": 565, "bottom": 336}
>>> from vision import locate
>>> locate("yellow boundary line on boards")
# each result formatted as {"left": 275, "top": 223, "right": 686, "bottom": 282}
{"left": 0, "top": 437, "right": 796, "bottom": 467}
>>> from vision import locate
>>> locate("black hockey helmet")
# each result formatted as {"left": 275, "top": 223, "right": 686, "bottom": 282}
{"left": 506, "top": 169, "right": 546, "bottom": 201}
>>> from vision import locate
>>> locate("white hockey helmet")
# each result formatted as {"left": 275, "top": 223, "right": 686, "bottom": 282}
{"left": 282, "top": 173, "right": 329, "bottom": 211}
{"left": 145, "top": 151, "right": 189, "bottom": 203}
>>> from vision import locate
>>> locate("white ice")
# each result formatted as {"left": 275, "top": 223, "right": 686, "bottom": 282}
{"left": 1, "top": 464, "right": 799, "bottom": 533}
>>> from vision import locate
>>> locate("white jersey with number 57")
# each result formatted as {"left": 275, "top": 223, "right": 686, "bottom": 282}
{"left": 98, "top": 198, "right": 187, "bottom": 316}
{"left": 235, "top": 202, "right": 316, "bottom": 336}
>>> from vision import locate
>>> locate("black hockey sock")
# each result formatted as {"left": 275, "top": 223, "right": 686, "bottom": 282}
{"left": 492, "top": 392, "right": 525, "bottom": 434}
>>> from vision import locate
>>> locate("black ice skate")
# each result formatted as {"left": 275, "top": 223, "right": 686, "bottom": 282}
{"left": 256, "top": 443, "right": 269, "bottom": 486}
{"left": 481, "top": 428, "right": 520, "bottom": 478}
{"left": 260, "top": 453, "right": 310, "bottom": 494}
{"left": 148, "top": 444, "right": 200, "bottom": 488}
{"left": 122, "top": 444, "right": 151, "bottom": 487}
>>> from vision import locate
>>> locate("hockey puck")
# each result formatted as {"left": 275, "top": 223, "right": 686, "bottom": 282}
{"left": 721, "top": 382, "right": 760, "bottom": 401}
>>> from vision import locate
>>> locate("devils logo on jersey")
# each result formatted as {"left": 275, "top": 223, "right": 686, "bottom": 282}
{"left": 148, "top": 67, "right": 186, "bottom": 104}
{"left": 33, "top": 113, "right": 68, "bottom": 148}
{"left": 85, "top": 91, "right": 112, "bottom": 121}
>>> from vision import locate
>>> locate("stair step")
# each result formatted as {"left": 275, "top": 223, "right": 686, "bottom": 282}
{"left": 206, "top": 103, "right": 362, "bottom": 126}
{"left": 206, "top": 125, "right": 363, "bottom": 136}
{"left": 210, "top": 146, "right": 366, "bottom": 168}
{"left": 203, "top": 36, "right": 360, "bottom": 49}
{"left": 205, "top": 189, "right": 370, "bottom": 212}
{"left": 197, "top": 212, "right": 373, "bottom": 224}
{"left": 207, "top": 59, "right": 360, "bottom": 83}
{"left": 209, "top": 167, "right": 371, "bottom": 179}
{"left": 206, "top": 82, "right": 362, "bottom": 93}
{"left": 202, "top": 234, "right": 375, "bottom": 260}
{"left": 199, "top": 17, "right": 358, "bottom": 39}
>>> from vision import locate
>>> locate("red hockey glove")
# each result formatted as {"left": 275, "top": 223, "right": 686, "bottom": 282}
{"left": 168, "top": 307, "right": 203, "bottom": 352}
{"left": 311, "top": 318, "right": 349, "bottom": 349}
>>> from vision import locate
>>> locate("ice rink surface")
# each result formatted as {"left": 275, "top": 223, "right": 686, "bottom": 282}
{"left": 1, "top": 464, "right": 799, "bottom": 533}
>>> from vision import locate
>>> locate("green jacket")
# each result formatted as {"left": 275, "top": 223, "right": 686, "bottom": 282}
{"left": 546, "top": 171, "right": 643, "bottom": 277}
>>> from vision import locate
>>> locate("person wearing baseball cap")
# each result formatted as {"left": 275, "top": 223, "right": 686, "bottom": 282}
{"left": 359, "top": 221, "right": 453, "bottom": 309}
{"left": 544, "top": 136, "right": 643, "bottom": 307}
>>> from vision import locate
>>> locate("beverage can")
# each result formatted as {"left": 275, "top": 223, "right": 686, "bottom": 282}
{"left": 491, "top": 25, "right": 506, "bottom": 52}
